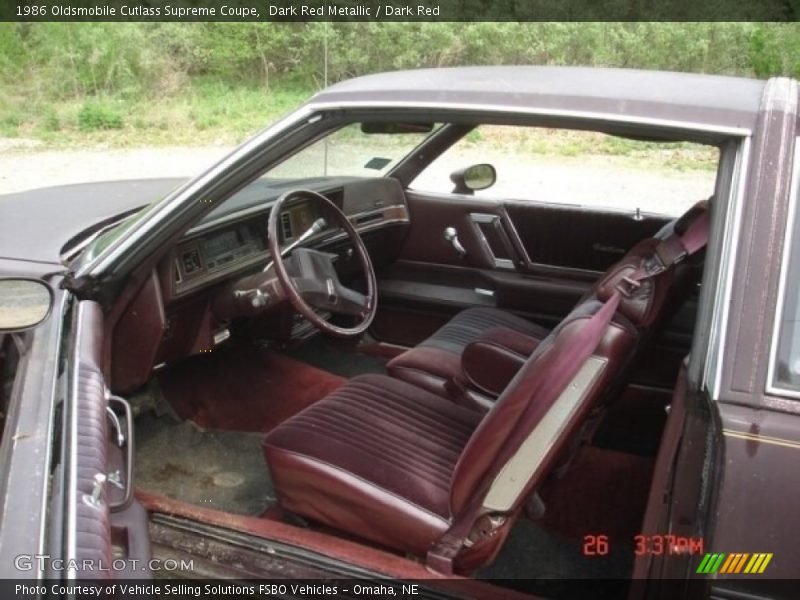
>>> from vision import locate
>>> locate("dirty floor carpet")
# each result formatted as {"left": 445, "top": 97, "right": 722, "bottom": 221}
{"left": 158, "top": 345, "right": 344, "bottom": 433}
{"left": 135, "top": 412, "right": 273, "bottom": 516}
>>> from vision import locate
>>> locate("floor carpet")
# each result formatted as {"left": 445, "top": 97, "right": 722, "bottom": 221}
{"left": 157, "top": 344, "right": 344, "bottom": 433}
{"left": 282, "top": 336, "right": 388, "bottom": 378}
{"left": 479, "top": 519, "right": 633, "bottom": 597}
{"left": 135, "top": 412, "right": 273, "bottom": 516}
{"left": 539, "top": 446, "right": 655, "bottom": 542}
{"left": 592, "top": 386, "right": 671, "bottom": 456}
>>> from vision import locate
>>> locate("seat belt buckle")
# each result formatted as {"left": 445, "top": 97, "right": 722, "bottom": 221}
{"left": 616, "top": 275, "right": 642, "bottom": 297}
{"left": 426, "top": 533, "right": 462, "bottom": 575}
{"left": 643, "top": 253, "right": 667, "bottom": 276}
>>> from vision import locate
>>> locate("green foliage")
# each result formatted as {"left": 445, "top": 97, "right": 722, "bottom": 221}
{"left": 0, "top": 22, "right": 798, "bottom": 147}
{"left": 749, "top": 23, "right": 800, "bottom": 79}
{"left": 77, "top": 100, "right": 124, "bottom": 131}
{"left": 0, "top": 110, "right": 23, "bottom": 136}
{"left": 41, "top": 107, "right": 61, "bottom": 132}
{"left": 4, "top": 22, "right": 799, "bottom": 99}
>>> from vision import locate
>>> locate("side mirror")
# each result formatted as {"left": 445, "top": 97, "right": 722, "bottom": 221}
{"left": 0, "top": 278, "right": 54, "bottom": 332}
{"left": 450, "top": 163, "right": 497, "bottom": 195}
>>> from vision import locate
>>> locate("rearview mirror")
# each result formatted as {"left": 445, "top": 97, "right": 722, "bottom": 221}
{"left": 360, "top": 122, "right": 435, "bottom": 134}
{"left": 450, "top": 163, "right": 497, "bottom": 195}
{"left": 0, "top": 278, "right": 54, "bottom": 332}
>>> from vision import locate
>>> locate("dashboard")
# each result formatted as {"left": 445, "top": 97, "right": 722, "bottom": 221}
{"left": 112, "top": 177, "right": 410, "bottom": 392}
{"left": 175, "top": 218, "right": 269, "bottom": 294}
{"left": 163, "top": 178, "right": 409, "bottom": 300}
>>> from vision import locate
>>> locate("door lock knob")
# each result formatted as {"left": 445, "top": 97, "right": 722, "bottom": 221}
{"left": 444, "top": 227, "right": 467, "bottom": 258}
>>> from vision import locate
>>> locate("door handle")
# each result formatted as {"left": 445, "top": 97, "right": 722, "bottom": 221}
{"left": 106, "top": 393, "right": 135, "bottom": 512}
{"left": 444, "top": 227, "right": 467, "bottom": 258}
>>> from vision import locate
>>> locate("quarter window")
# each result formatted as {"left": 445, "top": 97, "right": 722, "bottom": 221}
{"left": 770, "top": 140, "right": 800, "bottom": 394}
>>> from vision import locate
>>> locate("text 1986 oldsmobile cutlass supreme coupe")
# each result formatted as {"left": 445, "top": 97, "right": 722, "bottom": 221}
{"left": 0, "top": 67, "right": 798, "bottom": 599}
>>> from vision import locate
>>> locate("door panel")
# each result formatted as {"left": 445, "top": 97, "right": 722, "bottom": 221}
{"left": 380, "top": 191, "right": 669, "bottom": 336}
{"left": 398, "top": 192, "right": 505, "bottom": 269}
{"left": 375, "top": 190, "right": 696, "bottom": 389}
{"left": 504, "top": 201, "right": 668, "bottom": 272}
{"left": 68, "top": 301, "right": 152, "bottom": 579}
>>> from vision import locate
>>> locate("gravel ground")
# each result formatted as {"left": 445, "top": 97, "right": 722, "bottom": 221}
{"left": 0, "top": 143, "right": 231, "bottom": 195}
{"left": 0, "top": 140, "right": 715, "bottom": 216}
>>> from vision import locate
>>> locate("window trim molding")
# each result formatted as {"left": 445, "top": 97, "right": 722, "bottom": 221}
{"left": 702, "top": 136, "right": 752, "bottom": 400}
{"left": 766, "top": 136, "right": 800, "bottom": 399}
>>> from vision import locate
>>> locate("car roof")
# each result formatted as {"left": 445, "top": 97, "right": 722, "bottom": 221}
{"left": 311, "top": 66, "right": 767, "bottom": 132}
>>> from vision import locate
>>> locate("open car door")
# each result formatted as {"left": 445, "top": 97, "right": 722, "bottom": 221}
{"left": 60, "top": 300, "right": 152, "bottom": 580}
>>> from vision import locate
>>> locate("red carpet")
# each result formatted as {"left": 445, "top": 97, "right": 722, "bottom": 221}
{"left": 158, "top": 345, "right": 344, "bottom": 432}
{"left": 539, "top": 446, "right": 655, "bottom": 542}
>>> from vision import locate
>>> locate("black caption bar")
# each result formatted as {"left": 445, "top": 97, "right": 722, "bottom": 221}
{"left": 1, "top": 0, "right": 797, "bottom": 22}
{"left": 4, "top": 578, "right": 799, "bottom": 599}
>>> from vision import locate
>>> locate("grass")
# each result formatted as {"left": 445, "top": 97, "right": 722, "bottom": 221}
{"left": 0, "top": 80, "right": 718, "bottom": 172}
{"left": 0, "top": 77, "right": 313, "bottom": 148}
{"left": 463, "top": 126, "right": 718, "bottom": 171}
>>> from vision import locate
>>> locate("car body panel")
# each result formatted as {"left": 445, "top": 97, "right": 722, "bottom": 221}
{"left": 312, "top": 66, "right": 765, "bottom": 133}
{"left": 0, "top": 278, "right": 65, "bottom": 578}
{"left": 0, "top": 179, "right": 185, "bottom": 266}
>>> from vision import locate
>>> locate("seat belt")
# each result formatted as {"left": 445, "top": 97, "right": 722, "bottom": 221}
{"left": 426, "top": 212, "right": 710, "bottom": 574}
{"left": 426, "top": 290, "right": 622, "bottom": 574}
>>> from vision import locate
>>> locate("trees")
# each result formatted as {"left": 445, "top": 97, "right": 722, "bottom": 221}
{"left": 0, "top": 23, "right": 797, "bottom": 143}
{"left": 1, "top": 22, "right": 797, "bottom": 99}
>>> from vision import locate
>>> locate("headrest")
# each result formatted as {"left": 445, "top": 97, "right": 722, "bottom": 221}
{"left": 655, "top": 198, "right": 711, "bottom": 240}
{"left": 595, "top": 199, "right": 710, "bottom": 327}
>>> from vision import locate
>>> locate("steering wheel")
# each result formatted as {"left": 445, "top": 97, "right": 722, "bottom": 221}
{"left": 267, "top": 189, "right": 377, "bottom": 338}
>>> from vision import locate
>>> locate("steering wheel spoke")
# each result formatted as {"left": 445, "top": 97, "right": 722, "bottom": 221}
{"left": 334, "top": 286, "right": 369, "bottom": 317}
{"left": 286, "top": 250, "right": 369, "bottom": 316}
{"left": 268, "top": 190, "right": 377, "bottom": 338}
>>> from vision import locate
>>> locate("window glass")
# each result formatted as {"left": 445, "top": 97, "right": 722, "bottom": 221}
{"left": 771, "top": 142, "right": 800, "bottom": 394}
{"left": 265, "top": 122, "right": 437, "bottom": 180}
{"left": 410, "top": 125, "right": 719, "bottom": 217}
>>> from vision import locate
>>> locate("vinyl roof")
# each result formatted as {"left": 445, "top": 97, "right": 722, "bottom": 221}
{"left": 311, "top": 66, "right": 767, "bottom": 132}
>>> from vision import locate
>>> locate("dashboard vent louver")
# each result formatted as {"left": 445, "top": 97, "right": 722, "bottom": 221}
{"left": 354, "top": 212, "right": 383, "bottom": 226}
{"left": 280, "top": 212, "right": 293, "bottom": 240}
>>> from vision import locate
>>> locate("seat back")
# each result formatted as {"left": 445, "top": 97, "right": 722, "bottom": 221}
{"left": 449, "top": 300, "right": 637, "bottom": 517}
{"left": 584, "top": 199, "right": 709, "bottom": 331}
{"left": 435, "top": 205, "right": 711, "bottom": 571}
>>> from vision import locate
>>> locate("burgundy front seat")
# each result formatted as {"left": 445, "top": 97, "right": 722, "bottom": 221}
{"left": 264, "top": 296, "right": 637, "bottom": 571}
{"left": 386, "top": 200, "right": 709, "bottom": 403}
{"left": 263, "top": 202, "right": 709, "bottom": 572}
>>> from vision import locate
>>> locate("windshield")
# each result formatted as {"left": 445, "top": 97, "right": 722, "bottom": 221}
{"left": 263, "top": 122, "right": 439, "bottom": 180}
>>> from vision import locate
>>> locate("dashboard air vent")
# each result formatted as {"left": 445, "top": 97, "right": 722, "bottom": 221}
{"left": 280, "top": 212, "right": 293, "bottom": 240}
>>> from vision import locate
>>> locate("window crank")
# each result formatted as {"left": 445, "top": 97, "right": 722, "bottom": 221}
{"left": 444, "top": 227, "right": 467, "bottom": 258}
